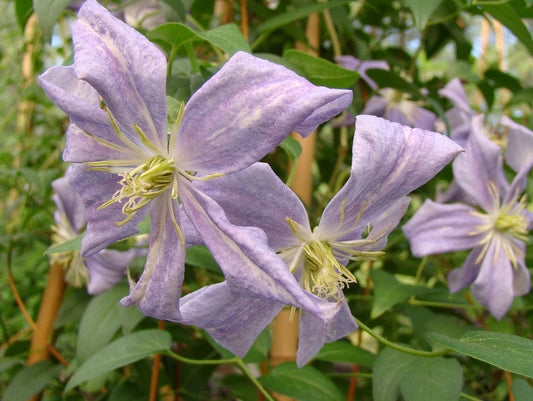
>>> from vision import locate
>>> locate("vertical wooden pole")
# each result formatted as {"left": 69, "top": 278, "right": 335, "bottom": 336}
{"left": 26, "top": 263, "right": 67, "bottom": 401}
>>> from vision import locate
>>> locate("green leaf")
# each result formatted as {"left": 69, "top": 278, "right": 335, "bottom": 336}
{"left": 373, "top": 348, "right": 417, "bottom": 401}
{"left": 513, "top": 378, "right": 533, "bottom": 401}
{"left": 428, "top": 331, "right": 533, "bottom": 378}
{"left": 370, "top": 270, "right": 433, "bottom": 318}
{"left": 259, "top": 362, "right": 344, "bottom": 401}
{"left": 66, "top": 329, "right": 171, "bottom": 392}
{"left": 3, "top": 360, "right": 63, "bottom": 401}
{"left": 77, "top": 284, "right": 129, "bottom": 363}
{"left": 280, "top": 135, "right": 302, "bottom": 161}
{"left": 284, "top": 50, "right": 359, "bottom": 88}
{"left": 405, "top": 0, "right": 443, "bottom": 30}
{"left": 258, "top": 0, "right": 352, "bottom": 33}
{"left": 45, "top": 234, "right": 82, "bottom": 254}
{"left": 15, "top": 0, "right": 33, "bottom": 31}
{"left": 506, "top": 88, "right": 533, "bottom": 107}
{"left": 185, "top": 245, "right": 222, "bottom": 276}
{"left": 373, "top": 348, "right": 462, "bottom": 401}
{"left": 149, "top": 22, "right": 250, "bottom": 54}
{"left": 196, "top": 24, "right": 251, "bottom": 54}
{"left": 315, "top": 341, "right": 376, "bottom": 367}
{"left": 399, "top": 357, "right": 462, "bottom": 401}
{"left": 33, "top": 0, "right": 72, "bottom": 42}
{"left": 148, "top": 22, "right": 197, "bottom": 48}
{"left": 481, "top": 3, "right": 533, "bottom": 57}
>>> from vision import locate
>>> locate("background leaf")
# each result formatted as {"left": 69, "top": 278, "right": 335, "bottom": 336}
{"left": 429, "top": 331, "right": 533, "bottom": 378}
{"left": 284, "top": 50, "right": 359, "bottom": 88}
{"left": 2, "top": 360, "right": 62, "bottom": 401}
{"left": 315, "top": 341, "right": 376, "bottom": 367}
{"left": 259, "top": 362, "right": 344, "bottom": 401}
{"left": 76, "top": 284, "right": 129, "bottom": 363}
{"left": 373, "top": 348, "right": 462, "bottom": 401}
{"left": 370, "top": 270, "right": 433, "bottom": 318}
{"left": 404, "top": 0, "right": 443, "bottom": 30}
{"left": 33, "top": 0, "right": 71, "bottom": 41}
{"left": 481, "top": 3, "right": 533, "bottom": 57}
{"left": 66, "top": 329, "right": 171, "bottom": 392}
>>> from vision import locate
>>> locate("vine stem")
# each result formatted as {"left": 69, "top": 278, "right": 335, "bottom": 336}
{"left": 351, "top": 315, "right": 450, "bottom": 357}
{"left": 164, "top": 351, "right": 275, "bottom": 401}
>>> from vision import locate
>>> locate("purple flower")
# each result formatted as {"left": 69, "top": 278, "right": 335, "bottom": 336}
{"left": 38, "top": 0, "right": 352, "bottom": 321}
{"left": 50, "top": 171, "right": 139, "bottom": 294}
{"left": 179, "top": 115, "right": 462, "bottom": 366}
{"left": 403, "top": 115, "right": 533, "bottom": 319}
{"left": 335, "top": 55, "right": 389, "bottom": 90}
{"left": 336, "top": 55, "right": 436, "bottom": 130}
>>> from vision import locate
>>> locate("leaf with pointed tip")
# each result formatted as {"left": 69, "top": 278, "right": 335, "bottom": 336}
{"left": 428, "top": 331, "right": 533, "bottom": 378}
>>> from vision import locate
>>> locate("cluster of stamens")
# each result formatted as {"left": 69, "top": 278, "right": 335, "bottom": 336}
{"left": 469, "top": 181, "right": 529, "bottom": 268}
{"left": 50, "top": 213, "right": 88, "bottom": 287}
{"left": 98, "top": 155, "right": 177, "bottom": 225}
{"left": 284, "top": 199, "right": 387, "bottom": 301}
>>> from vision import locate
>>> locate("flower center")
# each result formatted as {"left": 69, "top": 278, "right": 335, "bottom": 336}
{"left": 284, "top": 217, "right": 357, "bottom": 300}
{"left": 300, "top": 239, "right": 357, "bottom": 300}
{"left": 470, "top": 181, "right": 529, "bottom": 268}
{"left": 98, "top": 155, "right": 177, "bottom": 225}
{"left": 494, "top": 212, "right": 528, "bottom": 238}
{"left": 49, "top": 213, "right": 89, "bottom": 287}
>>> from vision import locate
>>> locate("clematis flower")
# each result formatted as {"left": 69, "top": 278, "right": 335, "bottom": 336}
{"left": 403, "top": 115, "right": 533, "bottom": 319}
{"left": 336, "top": 55, "right": 436, "bottom": 130}
{"left": 49, "top": 171, "right": 140, "bottom": 294}
{"left": 335, "top": 55, "right": 389, "bottom": 90}
{"left": 39, "top": 0, "right": 352, "bottom": 321}
{"left": 179, "top": 115, "right": 462, "bottom": 366}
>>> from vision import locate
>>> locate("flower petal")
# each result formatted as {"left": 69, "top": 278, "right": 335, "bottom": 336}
{"left": 179, "top": 179, "right": 340, "bottom": 320}
{"left": 471, "top": 239, "right": 514, "bottom": 320}
{"left": 191, "top": 163, "right": 309, "bottom": 251}
{"left": 179, "top": 282, "right": 284, "bottom": 357}
{"left": 453, "top": 115, "right": 508, "bottom": 211}
{"left": 72, "top": 0, "right": 167, "bottom": 151}
{"left": 439, "top": 78, "right": 474, "bottom": 116}
{"left": 504, "top": 115, "right": 533, "bottom": 173}
{"left": 85, "top": 248, "right": 138, "bottom": 294}
{"left": 51, "top": 173, "right": 86, "bottom": 232}
{"left": 121, "top": 196, "right": 185, "bottom": 320}
{"left": 513, "top": 259, "right": 531, "bottom": 297}
{"left": 403, "top": 200, "right": 483, "bottom": 257}
{"left": 174, "top": 51, "right": 352, "bottom": 174}
{"left": 318, "top": 115, "right": 463, "bottom": 240}
{"left": 67, "top": 164, "right": 148, "bottom": 256}
{"left": 335, "top": 55, "right": 389, "bottom": 90}
{"left": 447, "top": 246, "right": 483, "bottom": 293}
{"left": 39, "top": 66, "right": 134, "bottom": 163}
{"left": 296, "top": 301, "right": 358, "bottom": 367}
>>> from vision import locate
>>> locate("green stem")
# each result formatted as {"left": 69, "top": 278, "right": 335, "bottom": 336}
{"left": 328, "top": 372, "right": 373, "bottom": 379}
{"left": 460, "top": 392, "right": 485, "bottom": 401}
{"left": 164, "top": 350, "right": 239, "bottom": 365}
{"left": 235, "top": 358, "right": 276, "bottom": 401}
{"left": 414, "top": 256, "right": 427, "bottom": 284}
{"left": 165, "top": 351, "right": 274, "bottom": 401}
{"left": 407, "top": 299, "right": 474, "bottom": 309}
{"left": 352, "top": 316, "right": 450, "bottom": 357}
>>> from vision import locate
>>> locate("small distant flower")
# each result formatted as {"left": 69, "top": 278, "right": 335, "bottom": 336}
{"left": 179, "top": 115, "right": 462, "bottom": 366}
{"left": 49, "top": 171, "right": 139, "bottom": 294}
{"left": 403, "top": 115, "right": 533, "bottom": 319}
{"left": 335, "top": 55, "right": 389, "bottom": 90}
{"left": 39, "top": 0, "right": 352, "bottom": 320}
{"left": 336, "top": 55, "right": 436, "bottom": 130}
